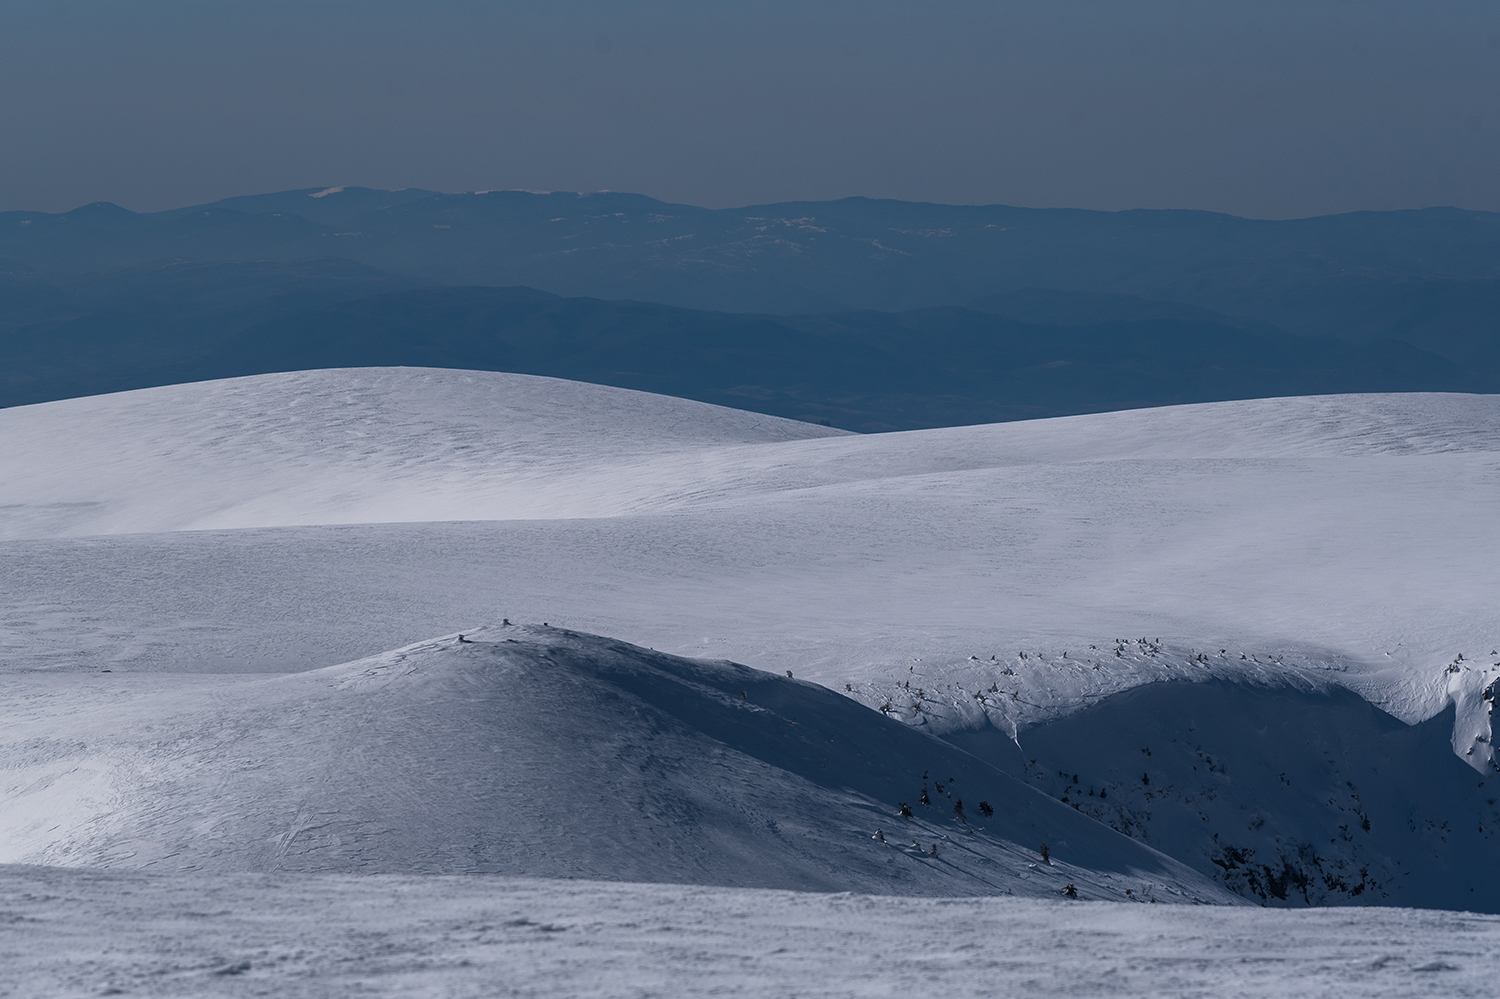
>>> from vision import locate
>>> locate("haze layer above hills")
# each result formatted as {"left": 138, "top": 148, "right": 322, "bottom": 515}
{"left": 2, "top": 187, "right": 1497, "bottom": 428}
{"left": 7, "top": 188, "right": 1500, "bottom": 324}
{"left": 0, "top": 272, "right": 1477, "bottom": 431}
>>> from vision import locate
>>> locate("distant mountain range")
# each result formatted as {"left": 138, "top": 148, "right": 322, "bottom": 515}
{"left": 2, "top": 187, "right": 1497, "bottom": 427}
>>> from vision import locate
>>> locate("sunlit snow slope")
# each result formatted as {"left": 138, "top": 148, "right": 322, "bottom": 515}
{"left": 0, "top": 367, "right": 846, "bottom": 536}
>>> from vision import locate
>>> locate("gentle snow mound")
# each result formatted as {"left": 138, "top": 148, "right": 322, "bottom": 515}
{"left": 4, "top": 373, "right": 1497, "bottom": 540}
{"left": 0, "top": 367, "right": 846, "bottom": 537}
{"left": 1, "top": 372, "right": 1495, "bottom": 769}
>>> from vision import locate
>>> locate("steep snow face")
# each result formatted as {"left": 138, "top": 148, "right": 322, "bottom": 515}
{"left": 0, "top": 625, "right": 1232, "bottom": 902}
{"left": 949, "top": 680, "right": 1500, "bottom": 912}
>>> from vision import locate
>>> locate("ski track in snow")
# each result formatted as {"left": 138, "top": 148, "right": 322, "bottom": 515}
{"left": 1, "top": 866, "right": 1497, "bottom": 999}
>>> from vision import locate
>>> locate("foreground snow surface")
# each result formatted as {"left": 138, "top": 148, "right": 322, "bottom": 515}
{"left": 2, "top": 867, "right": 1496, "bottom": 999}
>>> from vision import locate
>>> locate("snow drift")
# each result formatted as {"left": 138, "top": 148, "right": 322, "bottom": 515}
{"left": 5, "top": 866, "right": 1497, "bottom": 999}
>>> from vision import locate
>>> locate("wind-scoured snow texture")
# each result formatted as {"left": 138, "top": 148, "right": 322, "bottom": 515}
{"left": 2, "top": 370, "right": 1494, "bottom": 541}
{"left": 0, "top": 626, "right": 1232, "bottom": 902}
{"left": 2, "top": 869, "right": 1497, "bottom": 999}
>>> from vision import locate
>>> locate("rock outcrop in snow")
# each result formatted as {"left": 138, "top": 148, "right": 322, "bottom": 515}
{"left": 0, "top": 367, "right": 846, "bottom": 538}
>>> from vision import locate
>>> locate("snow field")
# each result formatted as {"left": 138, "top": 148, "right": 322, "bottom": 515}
{"left": 0, "top": 368, "right": 1495, "bottom": 914}
{"left": 1, "top": 866, "right": 1496, "bottom": 999}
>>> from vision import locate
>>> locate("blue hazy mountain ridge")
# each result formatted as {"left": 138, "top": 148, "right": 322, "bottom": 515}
{"left": 0, "top": 257, "right": 424, "bottom": 408}
{"left": 1, "top": 186, "right": 1496, "bottom": 427}
{"left": 2, "top": 188, "right": 1499, "bottom": 340}
{"left": 0, "top": 275, "right": 1467, "bottom": 431}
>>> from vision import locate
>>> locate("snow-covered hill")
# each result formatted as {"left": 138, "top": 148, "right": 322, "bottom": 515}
{"left": 2, "top": 368, "right": 1494, "bottom": 540}
{"left": 0, "top": 625, "right": 1231, "bottom": 902}
{"left": 951, "top": 680, "right": 1498, "bottom": 912}
{"left": 0, "top": 368, "right": 1495, "bottom": 909}
{"left": 0, "top": 367, "right": 845, "bottom": 537}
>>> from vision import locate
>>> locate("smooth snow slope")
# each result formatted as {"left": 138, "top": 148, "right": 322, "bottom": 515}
{"left": 0, "top": 625, "right": 1231, "bottom": 902}
{"left": 2, "top": 368, "right": 1495, "bottom": 540}
{"left": 0, "top": 367, "right": 845, "bottom": 537}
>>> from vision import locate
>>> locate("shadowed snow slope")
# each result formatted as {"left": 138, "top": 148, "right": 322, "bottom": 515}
{"left": 950, "top": 680, "right": 1500, "bottom": 912}
{"left": 0, "top": 625, "right": 1231, "bottom": 902}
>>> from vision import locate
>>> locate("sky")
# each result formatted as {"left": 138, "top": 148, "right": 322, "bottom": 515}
{"left": 1, "top": 0, "right": 1498, "bottom": 219}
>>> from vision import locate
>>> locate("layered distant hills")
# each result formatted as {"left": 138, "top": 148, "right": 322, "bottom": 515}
{"left": 2, "top": 187, "right": 1497, "bottom": 428}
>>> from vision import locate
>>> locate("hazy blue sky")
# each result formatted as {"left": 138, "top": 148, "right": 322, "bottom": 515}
{"left": 3, "top": 1, "right": 1498, "bottom": 218}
